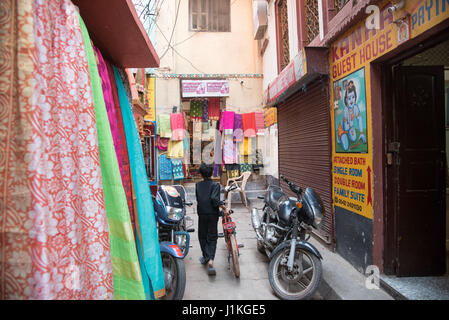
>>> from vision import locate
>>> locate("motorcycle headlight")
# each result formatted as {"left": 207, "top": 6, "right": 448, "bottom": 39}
{"left": 166, "top": 206, "right": 183, "bottom": 221}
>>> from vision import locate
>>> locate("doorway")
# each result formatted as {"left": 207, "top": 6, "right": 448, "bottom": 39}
{"left": 384, "top": 38, "right": 449, "bottom": 278}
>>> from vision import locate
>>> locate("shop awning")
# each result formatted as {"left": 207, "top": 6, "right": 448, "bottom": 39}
{"left": 265, "top": 47, "right": 328, "bottom": 106}
{"left": 72, "top": 0, "right": 160, "bottom": 68}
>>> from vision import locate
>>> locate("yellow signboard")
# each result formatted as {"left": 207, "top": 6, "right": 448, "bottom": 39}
{"left": 330, "top": 0, "right": 449, "bottom": 220}
{"left": 144, "top": 76, "right": 155, "bottom": 121}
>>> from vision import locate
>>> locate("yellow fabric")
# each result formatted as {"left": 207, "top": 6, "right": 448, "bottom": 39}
{"left": 168, "top": 140, "right": 184, "bottom": 158}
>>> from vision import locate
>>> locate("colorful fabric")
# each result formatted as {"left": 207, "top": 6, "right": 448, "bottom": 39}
{"left": 172, "top": 159, "right": 184, "bottom": 180}
{"left": 156, "top": 136, "right": 169, "bottom": 151}
{"left": 223, "top": 135, "right": 235, "bottom": 164}
{"left": 233, "top": 113, "right": 243, "bottom": 142}
{"left": 114, "top": 66, "right": 165, "bottom": 299}
{"left": 202, "top": 99, "right": 209, "bottom": 121}
{"left": 159, "top": 154, "right": 173, "bottom": 180}
{"left": 239, "top": 137, "right": 253, "bottom": 156}
{"left": 157, "top": 114, "right": 171, "bottom": 138}
{"left": 225, "top": 164, "right": 240, "bottom": 179}
{"left": 0, "top": 0, "right": 115, "bottom": 300}
{"left": 105, "top": 60, "right": 136, "bottom": 227}
{"left": 168, "top": 140, "right": 184, "bottom": 159}
{"left": 94, "top": 47, "right": 123, "bottom": 176}
{"left": 192, "top": 121, "right": 202, "bottom": 164}
{"left": 81, "top": 16, "right": 145, "bottom": 300}
{"left": 170, "top": 113, "right": 185, "bottom": 141}
{"left": 221, "top": 111, "right": 235, "bottom": 135}
{"left": 242, "top": 112, "right": 256, "bottom": 137}
{"left": 117, "top": 68, "right": 133, "bottom": 110}
{"left": 255, "top": 112, "right": 265, "bottom": 134}
{"left": 190, "top": 100, "right": 203, "bottom": 120}
{"left": 240, "top": 163, "right": 253, "bottom": 172}
{"left": 208, "top": 97, "right": 221, "bottom": 120}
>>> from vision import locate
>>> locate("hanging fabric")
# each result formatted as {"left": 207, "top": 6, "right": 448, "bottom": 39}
{"left": 233, "top": 113, "right": 243, "bottom": 142}
{"left": 170, "top": 113, "right": 185, "bottom": 141}
{"left": 156, "top": 136, "right": 169, "bottom": 151}
{"left": 113, "top": 66, "right": 165, "bottom": 299}
{"left": 171, "top": 159, "right": 184, "bottom": 181}
{"left": 202, "top": 99, "right": 209, "bottom": 121}
{"left": 190, "top": 99, "right": 203, "bottom": 121}
{"left": 223, "top": 134, "right": 235, "bottom": 164}
{"left": 159, "top": 154, "right": 173, "bottom": 180}
{"left": 221, "top": 111, "right": 235, "bottom": 135}
{"left": 105, "top": 60, "right": 136, "bottom": 227}
{"left": 192, "top": 120, "right": 202, "bottom": 164}
{"left": 255, "top": 111, "right": 265, "bottom": 135}
{"left": 0, "top": 0, "right": 117, "bottom": 299}
{"left": 242, "top": 112, "right": 256, "bottom": 137}
{"left": 81, "top": 16, "right": 145, "bottom": 300}
{"left": 208, "top": 97, "right": 221, "bottom": 120}
{"left": 167, "top": 140, "right": 184, "bottom": 159}
{"left": 157, "top": 114, "right": 171, "bottom": 139}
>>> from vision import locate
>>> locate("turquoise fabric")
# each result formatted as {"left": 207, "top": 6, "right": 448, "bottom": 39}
{"left": 113, "top": 66, "right": 165, "bottom": 299}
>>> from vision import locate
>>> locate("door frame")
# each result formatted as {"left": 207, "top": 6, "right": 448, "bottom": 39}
{"left": 380, "top": 29, "right": 449, "bottom": 275}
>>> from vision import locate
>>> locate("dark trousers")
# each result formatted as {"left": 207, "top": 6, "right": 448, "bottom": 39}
{"left": 198, "top": 215, "right": 219, "bottom": 261}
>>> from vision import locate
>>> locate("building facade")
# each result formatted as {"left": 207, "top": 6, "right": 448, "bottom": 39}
{"left": 259, "top": 0, "right": 449, "bottom": 277}
{"left": 150, "top": 0, "right": 267, "bottom": 189}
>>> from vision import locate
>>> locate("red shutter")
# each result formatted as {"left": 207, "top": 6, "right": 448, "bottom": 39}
{"left": 277, "top": 80, "right": 333, "bottom": 244}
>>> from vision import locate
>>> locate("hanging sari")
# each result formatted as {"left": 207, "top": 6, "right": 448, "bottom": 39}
{"left": 113, "top": 66, "right": 165, "bottom": 299}
{"left": 80, "top": 15, "right": 145, "bottom": 300}
{"left": 0, "top": 0, "right": 114, "bottom": 299}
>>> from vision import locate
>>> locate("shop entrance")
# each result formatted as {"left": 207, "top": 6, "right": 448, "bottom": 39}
{"left": 384, "top": 39, "right": 449, "bottom": 277}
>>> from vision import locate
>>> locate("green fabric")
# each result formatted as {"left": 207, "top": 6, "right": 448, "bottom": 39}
{"left": 157, "top": 114, "right": 171, "bottom": 138}
{"left": 79, "top": 15, "right": 145, "bottom": 300}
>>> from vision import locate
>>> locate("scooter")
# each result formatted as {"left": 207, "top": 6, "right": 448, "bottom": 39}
{"left": 153, "top": 185, "right": 194, "bottom": 300}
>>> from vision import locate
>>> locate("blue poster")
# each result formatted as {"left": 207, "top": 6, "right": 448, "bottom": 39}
{"left": 333, "top": 67, "right": 368, "bottom": 153}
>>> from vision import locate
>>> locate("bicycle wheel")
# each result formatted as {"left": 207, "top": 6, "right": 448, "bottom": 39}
{"left": 229, "top": 234, "right": 240, "bottom": 278}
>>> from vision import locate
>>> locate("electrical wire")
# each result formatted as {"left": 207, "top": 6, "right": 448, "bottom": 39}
{"left": 158, "top": 0, "right": 181, "bottom": 60}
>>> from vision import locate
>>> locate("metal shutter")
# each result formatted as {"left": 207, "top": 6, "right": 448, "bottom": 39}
{"left": 277, "top": 79, "right": 333, "bottom": 244}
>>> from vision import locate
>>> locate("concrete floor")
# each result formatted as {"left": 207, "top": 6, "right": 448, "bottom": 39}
{"left": 182, "top": 200, "right": 322, "bottom": 300}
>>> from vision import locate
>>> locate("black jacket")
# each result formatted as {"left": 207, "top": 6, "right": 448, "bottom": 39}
{"left": 195, "top": 179, "right": 223, "bottom": 215}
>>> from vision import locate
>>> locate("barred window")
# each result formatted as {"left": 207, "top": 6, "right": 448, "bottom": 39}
{"left": 275, "top": 0, "right": 290, "bottom": 72}
{"left": 189, "top": 0, "right": 230, "bottom": 32}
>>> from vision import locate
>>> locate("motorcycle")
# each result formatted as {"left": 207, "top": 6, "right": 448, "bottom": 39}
{"left": 251, "top": 175, "right": 325, "bottom": 300}
{"left": 153, "top": 185, "right": 194, "bottom": 300}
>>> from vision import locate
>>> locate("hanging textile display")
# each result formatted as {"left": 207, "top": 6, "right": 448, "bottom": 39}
{"left": 170, "top": 113, "right": 185, "bottom": 141}
{"left": 255, "top": 112, "right": 265, "bottom": 135}
{"left": 192, "top": 121, "right": 202, "bottom": 164}
{"left": 159, "top": 154, "right": 173, "bottom": 180}
{"left": 213, "top": 122, "right": 223, "bottom": 177}
{"left": 202, "top": 99, "right": 209, "bottom": 121}
{"left": 117, "top": 68, "right": 133, "bottom": 109}
{"left": 223, "top": 134, "right": 235, "bottom": 164}
{"left": 208, "top": 97, "right": 220, "bottom": 120}
{"left": 156, "top": 136, "right": 169, "bottom": 151}
{"left": 171, "top": 159, "right": 184, "bottom": 181}
{"left": 80, "top": 15, "right": 145, "bottom": 300}
{"left": 190, "top": 100, "right": 203, "bottom": 120}
{"left": 0, "top": 0, "right": 115, "bottom": 300}
{"left": 167, "top": 140, "right": 184, "bottom": 159}
{"left": 221, "top": 111, "right": 235, "bottom": 135}
{"left": 157, "top": 114, "right": 171, "bottom": 139}
{"left": 242, "top": 112, "right": 256, "bottom": 137}
{"left": 233, "top": 113, "right": 243, "bottom": 142}
{"left": 113, "top": 66, "right": 165, "bottom": 299}
{"left": 105, "top": 60, "right": 136, "bottom": 226}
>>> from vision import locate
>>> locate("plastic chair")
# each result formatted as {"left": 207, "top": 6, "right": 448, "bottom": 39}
{"left": 224, "top": 171, "right": 252, "bottom": 209}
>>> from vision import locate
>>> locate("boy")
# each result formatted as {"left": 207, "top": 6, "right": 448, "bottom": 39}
{"left": 195, "top": 163, "right": 228, "bottom": 275}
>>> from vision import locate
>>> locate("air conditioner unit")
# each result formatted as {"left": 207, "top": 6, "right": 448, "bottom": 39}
{"left": 253, "top": 0, "right": 268, "bottom": 40}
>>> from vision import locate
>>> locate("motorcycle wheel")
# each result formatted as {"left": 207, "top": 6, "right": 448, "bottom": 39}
{"left": 268, "top": 247, "right": 322, "bottom": 300}
{"left": 229, "top": 234, "right": 240, "bottom": 278}
{"left": 159, "top": 252, "right": 186, "bottom": 300}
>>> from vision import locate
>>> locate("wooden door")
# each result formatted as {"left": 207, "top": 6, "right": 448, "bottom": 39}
{"left": 393, "top": 65, "right": 446, "bottom": 276}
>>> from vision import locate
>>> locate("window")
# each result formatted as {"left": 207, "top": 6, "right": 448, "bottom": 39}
{"left": 275, "top": 0, "right": 290, "bottom": 73}
{"left": 334, "top": 0, "right": 350, "bottom": 14}
{"left": 305, "top": 0, "right": 319, "bottom": 43}
{"left": 189, "top": 0, "right": 230, "bottom": 32}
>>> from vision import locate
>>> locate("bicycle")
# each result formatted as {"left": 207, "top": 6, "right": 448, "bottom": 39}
{"left": 219, "top": 183, "right": 241, "bottom": 278}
